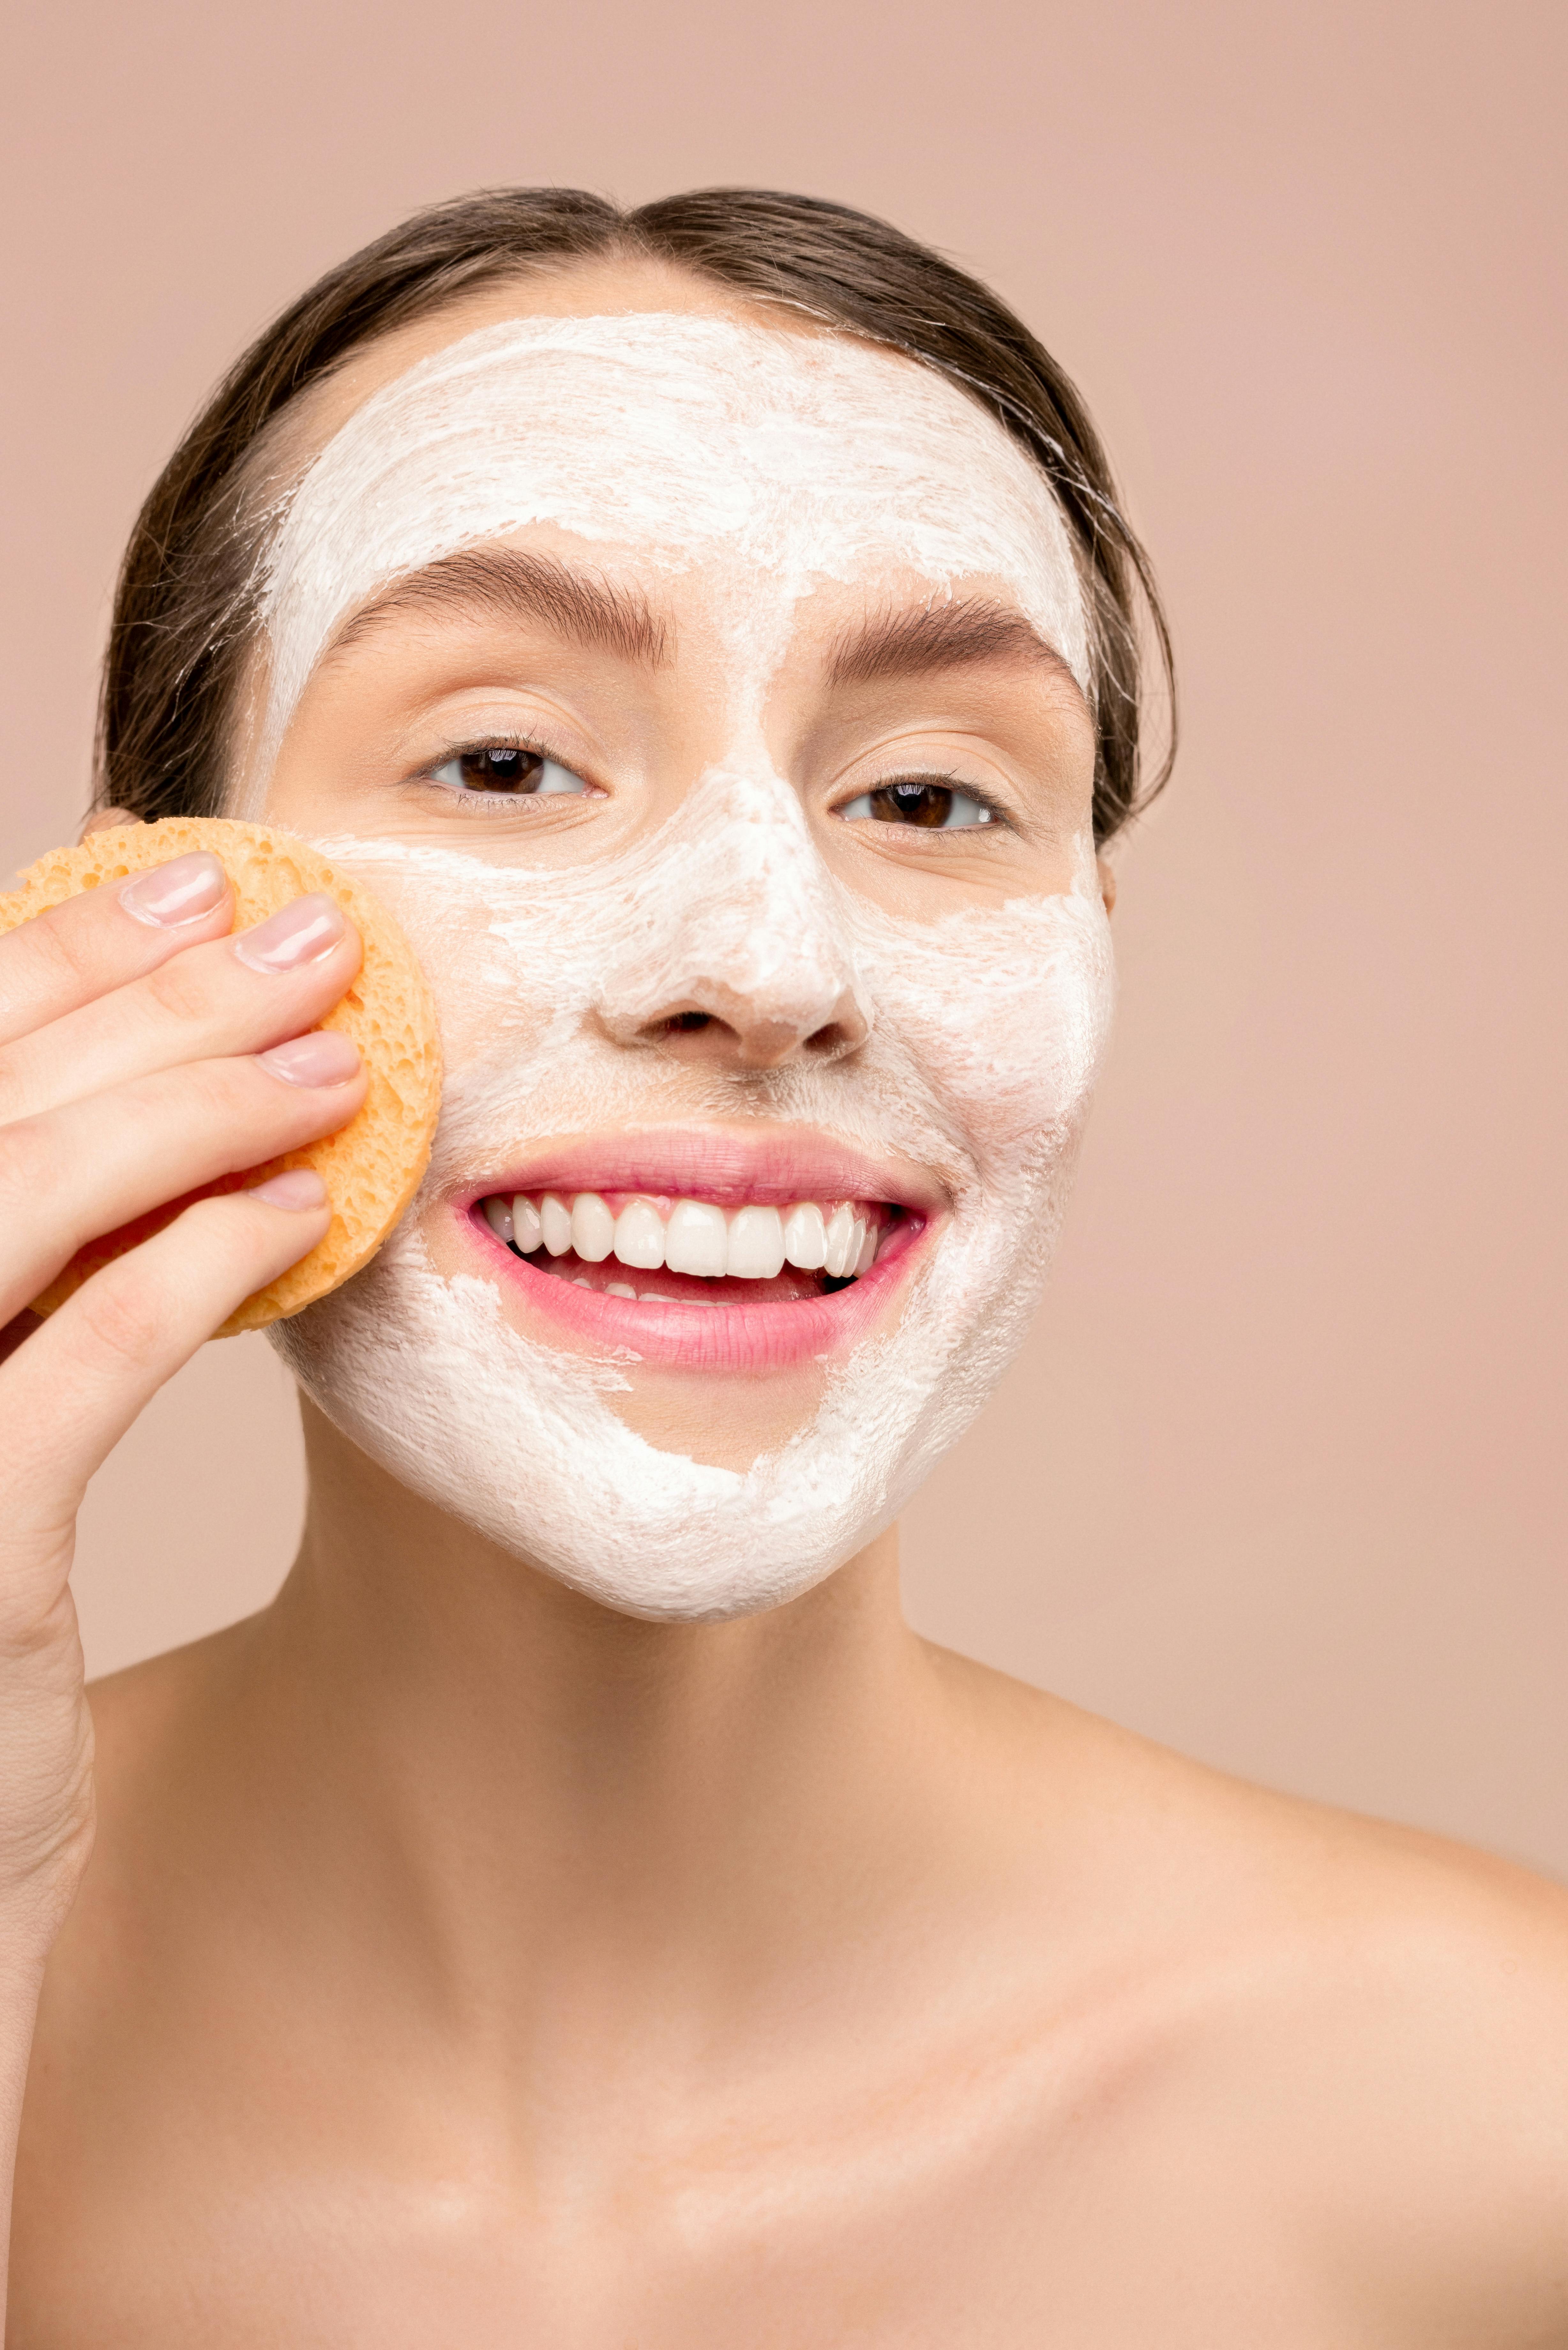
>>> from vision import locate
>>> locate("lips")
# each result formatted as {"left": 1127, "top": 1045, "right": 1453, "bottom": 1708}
{"left": 455, "top": 1127, "right": 938, "bottom": 1373}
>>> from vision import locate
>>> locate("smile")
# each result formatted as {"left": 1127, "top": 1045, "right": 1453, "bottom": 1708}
{"left": 458, "top": 1130, "right": 938, "bottom": 1373}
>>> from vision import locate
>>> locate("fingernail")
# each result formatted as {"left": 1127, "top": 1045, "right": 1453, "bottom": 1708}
{"left": 233, "top": 893, "right": 347, "bottom": 974}
{"left": 119, "top": 851, "right": 228, "bottom": 929}
{"left": 256, "top": 1029, "right": 361, "bottom": 1087}
{"left": 247, "top": 1169, "right": 328, "bottom": 1210}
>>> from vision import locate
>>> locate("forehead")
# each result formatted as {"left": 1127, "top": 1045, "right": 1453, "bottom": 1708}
{"left": 259, "top": 307, "right": 1088, "bottom": 762}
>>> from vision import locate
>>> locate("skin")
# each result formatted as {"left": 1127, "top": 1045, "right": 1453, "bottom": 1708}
{"left": 4, "top": 258, "right": 1567, "bottom": 2345}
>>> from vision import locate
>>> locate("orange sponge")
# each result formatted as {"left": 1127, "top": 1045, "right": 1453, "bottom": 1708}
{"left": 0, "top": 818, "right": 442, "bottom": 1336}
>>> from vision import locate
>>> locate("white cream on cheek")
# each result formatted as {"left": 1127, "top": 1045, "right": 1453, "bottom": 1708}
{"left": 272, "top": 774, "right": 1113, "bottom": 1620}
{"left": 259, "top": 314, "right": 1112, "bottom": 1619}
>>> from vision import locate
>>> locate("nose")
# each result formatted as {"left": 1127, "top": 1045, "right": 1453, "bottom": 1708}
{"left": 595, "top": 768, "right": 872, "bottom": 1070}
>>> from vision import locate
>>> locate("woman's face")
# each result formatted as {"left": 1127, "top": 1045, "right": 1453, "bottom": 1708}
{"left": 237, "top": 260, "right": 1114, "bottom": 1618}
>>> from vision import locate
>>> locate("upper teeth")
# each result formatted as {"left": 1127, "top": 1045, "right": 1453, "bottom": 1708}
{"left": 482, "top": 1192, "right": 882, "bottom": 1280}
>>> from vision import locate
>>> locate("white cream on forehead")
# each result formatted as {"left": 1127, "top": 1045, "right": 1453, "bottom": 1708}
{"left": 256, "top": 309, "right": 1110, "bottom": 1620}
{"left": 256, "top": 310, "right": 1089, "bottom": 771}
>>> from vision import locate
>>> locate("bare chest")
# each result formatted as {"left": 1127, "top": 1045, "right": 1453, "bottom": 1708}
{"left": 9, "top": 2054, "right": 1399, "bottom": 2350}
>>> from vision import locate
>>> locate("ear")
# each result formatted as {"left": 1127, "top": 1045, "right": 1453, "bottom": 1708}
{"left": 79, "top": 806, "right": 142, "bottom": 842}
{"left": 1096, "top": 853, "right": 1117, "bottom": 916}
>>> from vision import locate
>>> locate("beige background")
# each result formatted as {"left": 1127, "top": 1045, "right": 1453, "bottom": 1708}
{"left": 5, "top": 1, "right": 1564, "bottom": 1869}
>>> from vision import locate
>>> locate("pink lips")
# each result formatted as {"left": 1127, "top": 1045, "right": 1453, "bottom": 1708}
{"left": 453, "top": 1125, "right": 939, "bottom": 1375}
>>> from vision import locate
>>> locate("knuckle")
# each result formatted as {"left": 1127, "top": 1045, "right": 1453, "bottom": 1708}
{"left": 184, "top": 1190, "right": 269, "bottom": 1260}
{"left": 110, "top": 1059, "right": 282, "bottom": 1177}
{"left": 119, "top": 1057, "right": 239, "bottom": 1136}
{"left": 0, "top": 1118, "right": 56, "bottom": 1219}
{"left": 72, "top": 1265, "right": 170, "bottom": 1372}
{"left": 14, "top": 905, "right": 100, "bottom": 996}
{"left": 140, "top": 951, "right": 219, "bottom": 1026}
{"left": 69, "top": 1259, "right": 185, "bottom": 1382}
{"left": 93, "top": 1070, "right": 167, "bottom": 1139}
{"left": 179, "top": 1057, "right": 259, "bottom": 1129}
{"left": 137, "top": 1057, "right": 318, "bottom": 1181}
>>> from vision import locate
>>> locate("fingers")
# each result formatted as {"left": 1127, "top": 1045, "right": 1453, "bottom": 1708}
{"left": 0, "top": 851, "right": 237, "bottom": 1047}
{"left": 0, "top": 1179, "right": 331, "bottom": 1580}
{"left": 0, "top": 1041, "right": 366, "bottom": 1329}
{"left": 0, "top": 889, "right": 363, "bottom": 1124}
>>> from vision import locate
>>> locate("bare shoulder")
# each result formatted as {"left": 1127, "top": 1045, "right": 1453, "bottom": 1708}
{"left": 936, "top": 1649, "right": 1568, "bottom": 2335}
{"left": 941, "top": 1642, "right": 1568, "bottom": 2024}
{"left": 1167, "top": 1763, "right": 1568, "bottom": 2334}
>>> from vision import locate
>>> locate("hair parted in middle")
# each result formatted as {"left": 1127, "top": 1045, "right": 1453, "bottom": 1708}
{"left": 99, "top": 185, "right": 1173, "bottom": 845}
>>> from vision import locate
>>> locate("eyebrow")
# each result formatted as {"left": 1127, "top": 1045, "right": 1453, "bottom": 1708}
{"left": 324, "top": 547, "right": 673, "bottom": 667}
{"left": 825, "top": 598, "right": 1078, "bottom": 691}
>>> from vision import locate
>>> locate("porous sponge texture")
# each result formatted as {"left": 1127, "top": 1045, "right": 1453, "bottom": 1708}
{"left": 0, "top": 818, "right": 442, "bottom": 1336}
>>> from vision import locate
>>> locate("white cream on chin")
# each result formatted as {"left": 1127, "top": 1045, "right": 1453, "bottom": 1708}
{"left": 271, "top": 772, "right": 1112, "bottom": 1620}
{"left": 257, "top": 311, "right": 1112, "bottom": 1618}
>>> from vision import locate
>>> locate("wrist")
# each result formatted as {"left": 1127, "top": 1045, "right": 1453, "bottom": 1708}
{"left": 0, "top": 1811, "right": 93, "bottom": 1979}
{"left": 0, "top": 1886, "right": 74, "bottom": 1999}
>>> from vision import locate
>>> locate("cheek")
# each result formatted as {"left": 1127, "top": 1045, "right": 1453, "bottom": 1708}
{"left": 318, "top": 850, "right": 566, "bottom": 1076}
{"left": 421, "top": 931, "right": 546, "bottom": 1078}
{"left": 852, "top": 897, "right": 1115, "bottom": 1201}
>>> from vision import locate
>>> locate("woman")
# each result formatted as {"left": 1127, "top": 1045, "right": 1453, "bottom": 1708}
{"left": 3, "top": 187, "right": 1564, "bottom": 2343}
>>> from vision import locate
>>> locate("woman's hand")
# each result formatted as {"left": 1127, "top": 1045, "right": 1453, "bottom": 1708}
{"left": 0, "top": 845, "right": 367, "bottom": 1957}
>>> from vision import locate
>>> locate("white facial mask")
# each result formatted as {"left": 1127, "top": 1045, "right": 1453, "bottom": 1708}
{"left": 259, "top": 314, "right": 1112, "bottom": 1619}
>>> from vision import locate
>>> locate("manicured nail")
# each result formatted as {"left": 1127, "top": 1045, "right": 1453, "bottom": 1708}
{"left": 233, "top": 893, "right": 347, "bottom": 974}
{"left": 247, "top": 1169, "right": 328, "bottom": 1210}
{"left": 119, "top": 851, "right": 227, "bottom": 929}
{"left": 256, "top": 1029, "right": 361, "bottom": 1087}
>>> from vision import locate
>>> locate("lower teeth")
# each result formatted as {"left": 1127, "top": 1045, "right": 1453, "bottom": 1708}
{"left": 509, "top": 1241, "right": 856, "bottom": 1300}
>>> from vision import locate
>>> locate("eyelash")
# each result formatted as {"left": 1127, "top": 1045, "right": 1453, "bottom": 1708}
{"left": 413, "top": 739, "right": 1012, "bottom": 833}
{"left": 835, "top": 770, "right": 1013, "bottom": 832}
{"left": 414, "top": 732, "right": 593, "bottom": 811}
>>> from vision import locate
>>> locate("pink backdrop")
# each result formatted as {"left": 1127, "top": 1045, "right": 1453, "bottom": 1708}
{"left": 6, "top": 0, "right": 1564, "bottom": 1868}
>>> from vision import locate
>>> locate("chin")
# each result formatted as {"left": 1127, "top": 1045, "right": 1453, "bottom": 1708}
{"left": 266, "top": 833, "right": 1114, "bottom": 1617}
{"left": 269, "top": 1175, "right": 1059, "bottom": 1621}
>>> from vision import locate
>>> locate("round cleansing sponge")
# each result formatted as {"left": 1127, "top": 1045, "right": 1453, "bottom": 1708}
{"left": 0, "top": 818, "right": 442, "bottom": 1336}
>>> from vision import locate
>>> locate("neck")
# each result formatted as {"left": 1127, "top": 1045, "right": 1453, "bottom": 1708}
{"left": 230, "top": 1399, "right": 957, "bottom": 2051}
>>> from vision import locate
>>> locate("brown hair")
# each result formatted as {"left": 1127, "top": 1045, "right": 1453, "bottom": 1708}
{"left": 98, "top": 186, "right": 1174, "bottom": 842}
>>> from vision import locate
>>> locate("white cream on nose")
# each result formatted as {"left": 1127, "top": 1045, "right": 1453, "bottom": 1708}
{"left": 595, "top": 764, "right": 870, "bottom": 1062}
{"left": 257, "top": 312, "right": 1110, "bottom": 1620}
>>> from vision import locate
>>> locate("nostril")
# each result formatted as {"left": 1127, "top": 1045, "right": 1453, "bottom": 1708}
{"left": 804, "top": 1021, "right": 856, "bottom": 1059}
{"left": 610, "top": 991, "right": 868, "bottom": 1064}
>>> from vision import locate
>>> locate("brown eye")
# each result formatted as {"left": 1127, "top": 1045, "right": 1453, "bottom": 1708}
{"left": 428, "top": 747, "right": 591, "bottom": 798}
{"left": 841, "top": 781, "right": 996, "bottom": 829}
{"left": 873, "top": 782, "right": 950, "bottom": 827}
{"left": 456, "top": 746, "right": 544, "bottom": 792}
